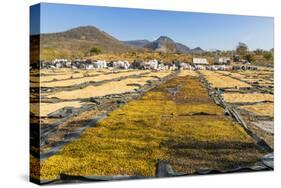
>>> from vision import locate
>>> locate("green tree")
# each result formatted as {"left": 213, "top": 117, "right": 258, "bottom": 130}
{"left": 89, "top": 47, "right": 101, "bottom": 55}
{"left": 263, "top": 51, "right": 273, "bottom": 61}
{"left": 245, "top": 53, "right": 255, "bottom": 63}
{"left": 254, "top": 48, "right": 264, "bottom": 55}
{"left": 236, "top": 42, "right": 248, "bottom": 57}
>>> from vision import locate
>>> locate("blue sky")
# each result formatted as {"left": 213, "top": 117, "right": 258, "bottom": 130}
{"left": 30, "top": 3, "right": 274, "bottom": 51}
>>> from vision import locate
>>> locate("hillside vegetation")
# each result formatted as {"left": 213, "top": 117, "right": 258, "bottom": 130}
{"left": 36, "top": 26, "right": 140, "bottom": 60}
{"left": 30, "top": 26, "right": 273, "bottom": 67}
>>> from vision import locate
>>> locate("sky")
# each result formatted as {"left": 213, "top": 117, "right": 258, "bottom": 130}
{"left": 30, "top": 3, "right": 274, "bottom": 51}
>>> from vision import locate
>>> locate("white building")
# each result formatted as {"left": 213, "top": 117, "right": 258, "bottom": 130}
{"left": 93, "top": 60, "right": 107, "bottom": 69}
{"left": 214, "top": 57, "right": 231, "bottom": 65}
{"left": 113, "top": 61, "right": 130, "bottom": 69}
{"left": 65, "top": 61, "right": 72, "bottom": 68}
{"left": 52, "top": 59, "right": 69, "bottom": 68}
{"left": 180, "top": 63, "right": 194, "bottom": 70}
{"left": 85, "top": 64, "right": 95, "bottom": 70}
{"left": 192, "top": 58, "right": 209, "bottom": 65}
{"left": 144, "top": 59, "right": 158, "bottom": 70}
{"left": 194, "top": 65, "right": 206, "bottom": 70}
{"left": 53, "top": 59, "right": 68, "bottom": 64}
{"left": 169, "top": 64, "right": 177, "bottom": 71}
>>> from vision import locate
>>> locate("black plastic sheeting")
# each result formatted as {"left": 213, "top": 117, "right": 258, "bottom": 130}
{"left": 40, "top": 113, "right": 107, "bottom": 160}
{"left": 261, "top": 153, "right": 274, "bottom": 169}
{"left": 32, "top": 153, "right": 273, "bottom": 185}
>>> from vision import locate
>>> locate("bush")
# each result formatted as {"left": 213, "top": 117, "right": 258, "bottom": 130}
{"left": 245, "top": 54, "right": 255, "bottom": 62}
{"left": 89, "top": 46, "right": 102, "bottom": 55}
{"left": 263, "top": 52, "right": 273, "bottom": 61}
{"left": 236, "top": 42, "right": 248, "bottom": 57}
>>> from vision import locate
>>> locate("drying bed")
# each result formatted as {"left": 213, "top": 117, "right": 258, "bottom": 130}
{"left": 199, "top": 70, "right": 251, "bottom": 89}
{"left": 31, "top": 70, "right": 149, "bottom": 88}
{"left": 222, "top": 93, "right": 273, "bottom": 104}
{"left": 239, "top": 103, "right": 273, "bottom": 117}
{"left": 35, "top": 74, "right": 266, "bottom": 181}
{"left": 198, "top": 69, "right": 274, "bottom": 150}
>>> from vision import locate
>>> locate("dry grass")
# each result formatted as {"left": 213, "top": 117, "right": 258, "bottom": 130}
{"left": 30, "top": 101, "right": 83, "bottom": 117}
{"left": 39, "top": 75, "right": 264, "bottom": 180}
{"left": 200, "top": 70, "right": 251, "bottom": 89}
{"left": 240, "top": 103, "right": 274, "bottom": 117}
{"left": 222, "top": 93, "right": 273, "bottom": 103}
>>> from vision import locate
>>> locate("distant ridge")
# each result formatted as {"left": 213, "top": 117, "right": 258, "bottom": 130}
{"left": 32, "top": 25, "right": 206, "bottom": 60}
{"left": 175, "top": 42, "right": 191, "bottom": 53}
{"left": 190, "top": 47, "right": 204, "bottom": 54}
{"left": 38, "top": 26, "right": 138, "bottom": 60}
{"left": 144, "top": 36, "right": 178, "bottom": 53}
{"left": 123, "top": 40, "right": 150, "bottom": 48}
{"left": 125, "top": 36, "right": 203, "bottom": 54}
{"left": 144, "top": 36, "right": 192, "bottom": 53}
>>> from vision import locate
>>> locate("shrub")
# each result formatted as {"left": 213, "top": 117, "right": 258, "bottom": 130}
{"left": 245, "top": 53, "right": 255, "bottom": 63}
{"left": 263, "top": 52, "right": 273, "bottom": 61}
{"left": 89, "top": 46, "right": 102, "bottom": 55}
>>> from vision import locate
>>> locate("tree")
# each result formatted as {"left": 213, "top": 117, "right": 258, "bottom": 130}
{"left": 245, "top": 53, "right": 255, "bottom": 63}
{"left": 89, "top": 47, "right": 101, "bottom": 55}
{"left": 236, "top": 42, "right": 248, "bottom": 57}
{"left": 263, "top": 51, "right": 273, "bottom": 61}
{"left": 254, "top": 48, "right": 264, "bottom": 55}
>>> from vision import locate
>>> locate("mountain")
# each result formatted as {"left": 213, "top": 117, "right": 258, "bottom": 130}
{"left": 123, "top": 40, "right": 150, "bottom": 48}
{"left": 143, "top": 36, "right": 191, "bottom": 53}
{"left": 144, "top": 36, "right": 177, "bottom": 53}
{"left": 190, "top": 47, "right": 204, "bottom": 54}
{"left": 124, "top": 36, "right": 204, "bottom": 54}
{"left": 31, "top": 25, "right": 205, "bottom": 61}
{"left": 175, "top": 43, "right": 191, "bottom": 53}
{"left": 37, "top": 26, "right": 137, "bottom": 60}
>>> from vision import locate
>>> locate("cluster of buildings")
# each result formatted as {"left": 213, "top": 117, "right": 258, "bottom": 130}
{"left": 32, "top": 57, "right": 256, "bottom": 71}
{"left": 141, "top": 60, "right": 192, "bottom": 71}
{"left": 41, "top": 59, "right": 108, "bottom": 70}
{"left": 38, "top": 59, "right": 193, "bottom": 71}
{"left": 192, "top": 57, "right": 231, "bottom": 66}
{"left": 192, "top": 57, "right": 231, "bottom": 70}
{"left": 192, "top": 57, "right": 256, "bottom": 70}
